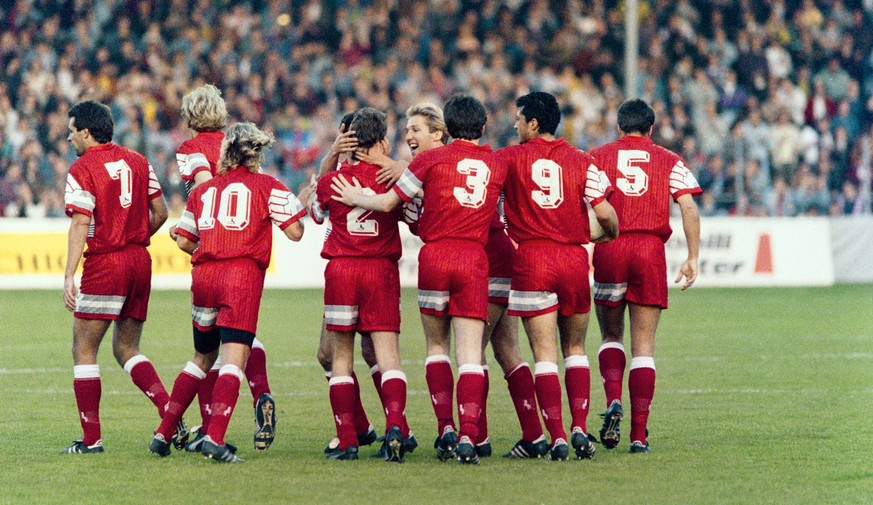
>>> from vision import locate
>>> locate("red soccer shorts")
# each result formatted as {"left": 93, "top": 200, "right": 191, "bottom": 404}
{"left": 418, "top": 239, "right": 489, "bottom": 321}
{"left": 508, "top": 240, "right": 590, "bottom": 318}
{"left": 191, "top": 258, "right": 266, "bottom": 334}
{"left": 593, "top": 233, "right": 668, "bottom": 309}
{"left": 485, "top": 227, "right": 515, "bottom": 304}
{"left": 323, "top": 257, "right": 401, "bottom": 333}
{"left": 75, "top": 245, "right": 151, "bottom": 321}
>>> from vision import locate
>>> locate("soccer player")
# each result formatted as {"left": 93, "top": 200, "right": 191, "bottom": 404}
{"left": 173, "top": 84, "right": 280, "bottom": 452}
{"left": 309, "top": 107, "right": 414, "bottom": 462}
{"left": 500, "top": 92, "right": 619, "bottom": 461}
{"left": 331, "top": 94, "right": 506, "bottom": 464}
{"left": 61, "top": 100, "right": 171, "bottom": 454}
{"left": 150, "top": 122, "right": 306, "bottom": 463}
{"left": 589, "top": 98, "right": 701, "bottom": 454}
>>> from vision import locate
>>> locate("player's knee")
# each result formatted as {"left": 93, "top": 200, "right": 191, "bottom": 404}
{"left": 316, "top": 347, "right": 332, "bottom": 371}
{"left": 360, "top": 340, "right": 377, "bottom": 368}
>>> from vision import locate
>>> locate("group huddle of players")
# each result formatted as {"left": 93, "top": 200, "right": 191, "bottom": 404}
{"left": 60, "top": 84, "right": 701, "bottom": 465}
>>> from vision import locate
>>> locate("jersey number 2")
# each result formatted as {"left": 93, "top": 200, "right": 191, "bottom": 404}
{"left": 197, "top": 183, "right": 251, "bottom": 230}
{"left": 347, "top": 188, "right": 379, "bottom": 236}
{"left": 616, "top": 150, "right": 650, "bottom": 196}
{"left": 104, "top": 160, "right": 133, "bottom": 208}
{"left": 453, "top": 159, "right": 491, "bottom": 209}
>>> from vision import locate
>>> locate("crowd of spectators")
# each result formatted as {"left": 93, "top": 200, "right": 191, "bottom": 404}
{"left": 1, "top": 0, "right": 872, "bottom": 218}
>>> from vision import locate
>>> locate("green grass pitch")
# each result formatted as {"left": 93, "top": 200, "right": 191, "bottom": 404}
{"left": 0, "top": 285, "right": 871, "bottom": 504}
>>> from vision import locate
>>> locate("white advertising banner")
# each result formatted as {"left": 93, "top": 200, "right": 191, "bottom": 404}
{"left": 665, "top": 216, "right": 835, "bottom": 287}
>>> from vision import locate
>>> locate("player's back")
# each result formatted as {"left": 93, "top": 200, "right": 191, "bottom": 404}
{"left": 501, "top": 138, "right": 607, "bottom": 245}
{"left": 411, "top": 141, "right": 507, "bottom": 245}
{"left": 187, "top": 167, "right": 296, "bottom": 269}
{"left": 177, "top": 131, "right": 224, "bottom": 192}
{"left": 590, "top": 135, "right": 700, "bottom": 242}
{"left": 65, "top": 142, "right": 159, "bottom": 255}
{"left": 317, "top": 160, "right": 402, "bottom": 261}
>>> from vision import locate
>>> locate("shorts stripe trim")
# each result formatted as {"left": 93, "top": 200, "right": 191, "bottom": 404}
{"left": 488, "top": 277, "right": 511, "bottom": 300}
{"left": 76, "top": 294, "right": 125, "bottom": 315}
{"left": 192, "top": 305, "right": 218, "bottom": 327}
{"left": 418, "top": 289, "right": 449, "bottom": 311}
{"left": 593, "top": 282, "right": 627, "bottom": 303}
{"left": 324, "top": 305, "right": 359, "bottom": 327}
{"left": 508, "top": 290, "right": 558, "bottom": 313}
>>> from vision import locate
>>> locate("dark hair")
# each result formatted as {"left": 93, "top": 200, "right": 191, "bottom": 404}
{"left": 349, "top": 107, "right": 387, "bottom": 149}
{"left": 515, "top": 92, "right": 560, "bottom": 135}
{"left": 617, "top": 99, "right": 655, "bottom": 134}
{"left": 340, "top": 112, "right": 356, "bottom": 131}
{"left": 444, "top": 94, "right": 486, "bottom": 140}
{"left": 68, "top": 101, "right": 114, "bottom": 143}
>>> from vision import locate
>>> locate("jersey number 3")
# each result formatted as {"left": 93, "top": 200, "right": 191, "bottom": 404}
{"left": 197, "top": 183, "right": 251, "bottom": 231}
{"left": 616, "top": 150, "right": 650, "bottom": 196}
{"left": 453, "top": 159, "right": 491, "bottom": 209}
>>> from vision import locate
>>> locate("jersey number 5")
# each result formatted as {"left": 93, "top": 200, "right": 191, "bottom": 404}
{"left": 616, "top": 150, "right": 650, "bottom": 196}
{"left": 104, "top": 160, "right": 133, "bottom": 208}
{"left": 453, "top": 159, "right": 491, "bottom": 209}
{"left": 197, "top": 183, "right": 251, "bottom": 231}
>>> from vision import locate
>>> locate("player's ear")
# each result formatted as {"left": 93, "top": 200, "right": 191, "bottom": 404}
{"left": 380, "top": 139, "right": 391, "bottom": 156}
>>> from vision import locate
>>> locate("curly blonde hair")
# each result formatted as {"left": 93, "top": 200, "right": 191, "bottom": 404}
{"left": 218, "top": 122, "right": 274, "bottom": 174}
{"left": 180, "top": 84, "right": 228, "bottom": 132}
{"left": 406, "top": 102, "right": 449, "bottom": 144}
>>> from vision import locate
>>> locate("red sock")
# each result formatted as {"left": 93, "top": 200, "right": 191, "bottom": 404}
{"left": 476, "top": 366, "right": 489, "bottom": 444}
{"left": 425, "top": 355, "right": 455, "bottom": 434}
{"left": 205, "top": 365, "right": 243, "bottom": 446}
{"left": 73, "top": 365, "right": 101, "bottom": 446}
{"left": 350, "top": 372, "right": 371, "bottom": 435}
{"left": 157, "top": 363, "right": 204, "bottom": 440}
{"left": 329, "top": 376, "right": 358, "bottom": 449}
{"left": 505, "top": 363, "right": 543, "bottom": 442}
{"left": 598, "top": 343, "right": 626, "bottom": 407}
{"left": 245, "top": 339, "right": 271, "bottom": 406}
{"left": 629, "top": 357, "right": 656, "bottom": 444}
{"left": 198, "top": 367, "right": 219, "bottom": 432}
{"left": 534, "top": 362, "right": 566, "bottom": 443}
{"left": 380, "top": 371, "right": 408, "bottom": 437}
{"left": 564, "top": 355, "right": 590, "bottom": 433}
{"left": 124, "top": 355, "right": 169, "bottom": 417}
{"left": 457, "top": 364, "right": 485, "bottom": 442}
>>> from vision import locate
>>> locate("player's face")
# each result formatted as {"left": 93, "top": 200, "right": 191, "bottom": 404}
{"left": 405, "top": 115, "right": 443, "bottom": 158}
{"left": 67, "top": 118, "right": 88, "bottom": 156}
{"left": 514, "top": 107, "right": 534, "bottom": 143}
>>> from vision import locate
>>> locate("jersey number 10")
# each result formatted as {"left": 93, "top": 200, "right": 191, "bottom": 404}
{"left": 197, "top": 183, "right": 252, "bottom": 231}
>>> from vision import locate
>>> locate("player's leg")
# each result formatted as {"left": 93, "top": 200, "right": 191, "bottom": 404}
{"left": 421, "top": 312, "right": 457, "bottom": 459}
{"left": 111, "top": 317, "right": 171, "bottom": 419}
{"left": 559, "top": 311, "right": 596, "bottom": 459}
{"left": 522, "top": 311, "right": 568, "bottom": 459}
{"left": 627, "top": 303, "right": 660, "bottom": 453}
{"left": 326, "top": 329, "right": 360, "bottom": 460}
{"left": 474, "top": 302, "right": 506, "bottom": 457}
{"left": 202, "top": 334, "right": 250, "bottom": 463}
{"left": 360, "top": 334, "right": 383, "bottom": 400}
{"left": 596, "top": 302, "right": 628, "bottom": 408}
{"left": 246, "top": 337, "right": 272, "bottom": 410}
{"left": 452, "top": 315, "right": 486, "bottom": 464}
{"left": 63, "top": 317, "right": 110, "bottom": 453}
{"left": 370, "top": 330, "right": 407, "bottom": 462}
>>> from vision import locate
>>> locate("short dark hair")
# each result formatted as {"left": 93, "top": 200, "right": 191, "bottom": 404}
{"left": 349, "top": 107, "right": 387, "bottom": 149}
{"left": 444, "top": 94, "right": 486, "bottom": 140}
{"left": 515, "top": 92, "right": 561, "bottom": 135}
{"left": 339, "top": 112, "right": 356, "bottom": 132}
{"left": 617, "top": 99, "right": 655, "bottom": 135}
{"left": 69, "top": 101, "right": 114, "bottom": 143}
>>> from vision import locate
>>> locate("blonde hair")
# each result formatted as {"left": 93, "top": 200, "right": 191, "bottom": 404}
{"left": 406, "top": 102, "right": 449, "bottom": 144}
{"left": 180, "top": 84, "right": 228, "bottom": 132}
{"left": 218, "top": 122, "right": 274, "bottom": 174}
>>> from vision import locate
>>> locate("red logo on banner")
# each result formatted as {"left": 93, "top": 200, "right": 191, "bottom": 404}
{"left": 754, "top": 234, "right": 773, "bottom": 274}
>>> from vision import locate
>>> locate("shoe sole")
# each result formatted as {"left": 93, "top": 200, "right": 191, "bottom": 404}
{"left": 254, "top": 396, "right": 276, "bottom": 451}
{"left": 387, "top": 437, "right": 404, "bottom": 463}
{"left": 600, "top": 411, "right": 623, "bottom": 449}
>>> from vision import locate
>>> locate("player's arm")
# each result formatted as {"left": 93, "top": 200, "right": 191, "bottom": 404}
{"left": 283, "top": 220, "right": 304, "bottom": 241}
{"left": 176, "top": 234, "right": 198, "bottom": 255}
{"left": 149, "top": 193, "right": 169, "bottom": 236}
{"left": 675, "top": 193, "right": 700, "bottom": 290}
{"left": 63, "top": 212, "right": 89, "bottom": 311}
{"left": 318, "top": 126, "right": 357, "bottom": 177}
{"left": 330, "top": 173, "right": 402, "bottom": 212}
{"left": 191, "top": 171, "right": 213, "bottom": 190}
{"left": 592, "top": 199, "right": 619, "bottom": 243}
{"left": 355, "top": 147, "right": 409, "bottom": 187}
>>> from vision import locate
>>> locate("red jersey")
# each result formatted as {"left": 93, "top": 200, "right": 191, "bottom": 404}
{"left": 589, "top": 135, "right": 702, "bottom": 242}
{"left": 499, "top": 137, "right": 612, "bottom": 245}
{"left": 313, "top": 160, "right": 403, "bottom": 261}
{"left": 177, "top": 131, "right": 224, "bottom": 193}
{"left": 393, "top": 141, "right": 507, "bottom": 245}
{"left": 175, "top": 167, "right": 305, "bottom": 270}
{"left": 64, "top": 142, "right": 163, "bottom": 256}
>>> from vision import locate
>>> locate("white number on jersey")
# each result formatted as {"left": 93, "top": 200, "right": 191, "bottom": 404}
{"left": 616, "top": 150, "right": 650, "bottom": 196}
{"left": 197, "top": 183, "right": 252, "bottom": 230}
{"left": 347, "top": 188, "right": 379, "bottom": 236}
{"left": 453, "top": 158, "right": 491, "bottom": 209}
{"left": 104, "top": 160, "right": 133, "bottom": 208}
{"left": 531, "top": 158, "right": 564, "bottom": 209}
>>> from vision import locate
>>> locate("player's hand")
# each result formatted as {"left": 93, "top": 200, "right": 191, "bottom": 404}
{"left": 63, "top": 277, "right": 78, "bottom": 312}
{"left": 592, "top": 235, "right": 614, "bottom": 245}
{"left": 168, "top": 224, "right": 178, "bottom": 241}
{"left": 329, "top": 127, "right": 358, "bottom": 157}
{"left": 297, "top": 181, "right": 317, "bottom": 208}
{"left": 675, "top": 258, "right": 698, "bottom": 290}
{"left": 329, "top": 174, "right": 364, "bottom": 206}
{"left": 374, "top": 160, "right": 407, "bottom": 187}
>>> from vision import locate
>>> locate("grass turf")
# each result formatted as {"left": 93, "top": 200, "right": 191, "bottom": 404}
{"left": 0, "top": 285, "right": 870, "bottom": 504}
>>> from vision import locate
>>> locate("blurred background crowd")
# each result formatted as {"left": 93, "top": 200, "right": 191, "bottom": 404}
{"left": 1, "top": 0, "right": 872, "bottom": 218}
